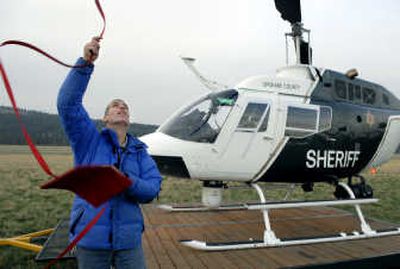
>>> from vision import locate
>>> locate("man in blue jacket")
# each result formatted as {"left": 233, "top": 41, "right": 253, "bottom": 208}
{"left": 57, "top": 37, "right": 162, "bottom": 269}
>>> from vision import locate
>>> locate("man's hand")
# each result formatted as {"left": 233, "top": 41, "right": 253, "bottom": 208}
{"left": 83, "top": 37, "right": 101, "bottom": 63}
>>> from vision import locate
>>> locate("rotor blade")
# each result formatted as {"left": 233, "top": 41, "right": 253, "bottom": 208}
{"left": 274, "top": 0, "right": 301, "bottom": 24}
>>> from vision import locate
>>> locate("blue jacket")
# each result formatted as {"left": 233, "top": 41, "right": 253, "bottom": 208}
{"left": 57, "top": 57, "right": 162, "bottom": 250}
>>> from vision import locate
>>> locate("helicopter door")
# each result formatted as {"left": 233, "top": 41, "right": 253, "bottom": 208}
{"left": 366, "top": 115, "right": 400, "bottom": 168}
{"left": 210, "top": 95, "right": 284, "bottom": 181}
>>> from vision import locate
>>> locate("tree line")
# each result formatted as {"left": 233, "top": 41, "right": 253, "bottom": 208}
{"left": 0, "top": 106, "right": 158, "bottom": 145}
{"left": 1, "top": 106, "right": 399, "bottom": 153}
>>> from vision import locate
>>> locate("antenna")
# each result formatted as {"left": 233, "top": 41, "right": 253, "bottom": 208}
{"left": 180, "top": 56, "right": 228, "bottom": 92}
{"left": 275, "top": 0, "right": 312, "bottom": 65}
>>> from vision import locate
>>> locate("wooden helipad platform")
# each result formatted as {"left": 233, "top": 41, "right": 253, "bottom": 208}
{"left": 142, "top": 205, "right": 400, "bottom": 269}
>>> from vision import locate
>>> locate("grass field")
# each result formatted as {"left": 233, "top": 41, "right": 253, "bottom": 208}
{"left": 0, "top": 145, "right": 399, "bottom": 268}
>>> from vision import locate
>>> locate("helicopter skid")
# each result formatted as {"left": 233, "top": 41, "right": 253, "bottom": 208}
{"left": 175, "top": 182, "right": 398, "bottom": 251}
{"left": 158, "top": 198, "right": 377, "bottom": 212}
{"left": 180, "top": 228, "right": 400, "bottom": 251}
{"left": 158, "top": 203, "right": 247, "bottom": 212}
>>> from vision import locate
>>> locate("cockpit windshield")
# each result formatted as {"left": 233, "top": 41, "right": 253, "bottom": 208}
{"left": 159, "top": 89, "right": 238, "bottom": 143}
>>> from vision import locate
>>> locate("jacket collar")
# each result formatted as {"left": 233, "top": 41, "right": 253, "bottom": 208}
{"left": 101, "top": 128, "right": 147, "bottom": 153}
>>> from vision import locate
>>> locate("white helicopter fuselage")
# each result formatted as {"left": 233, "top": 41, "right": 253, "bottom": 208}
{"left": 141, "top": 63, "right": 400, "bottom": 184}
{"left": 141, "top": 64, "right": 400, "bottom": 183}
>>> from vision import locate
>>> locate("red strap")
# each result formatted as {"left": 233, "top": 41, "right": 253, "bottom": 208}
{"left": 0, "top": 1, "right": 108, "bottom": 268}
{"left": 43, "top": 206, "right": 107, "bottom": 269}
{"left": 0, "top": 0, "right": 105, "bottom": 67}
{"left": 0, "top": 40, "right": 90, "bottom": 68}
{"left": 0, "top": 0, "right": 106, "bottom": 177}
{"left": 95, "top": 0, "right": 106, "bottom": 40}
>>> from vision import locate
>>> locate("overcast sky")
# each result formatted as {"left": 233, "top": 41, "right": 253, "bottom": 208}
{"left": 1, "top": 0, "right": 399, "bottom": 124}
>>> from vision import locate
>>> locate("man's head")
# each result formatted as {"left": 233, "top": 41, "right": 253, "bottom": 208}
{"left": 103, "top": 99, "right": 130, "bottom": 127}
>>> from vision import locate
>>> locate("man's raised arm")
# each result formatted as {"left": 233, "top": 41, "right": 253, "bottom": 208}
{"left": 57, "top": 37, "right": 101, "bottom": 163}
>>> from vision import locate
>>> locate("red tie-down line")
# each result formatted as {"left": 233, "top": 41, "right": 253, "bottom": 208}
{"left": 0, "top": 1, "right": 133, "bottom": 268}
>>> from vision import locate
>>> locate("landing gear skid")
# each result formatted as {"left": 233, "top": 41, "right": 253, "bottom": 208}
{"left": 158, "top": 203, "right": 247, "bottom": 212}
{"left": 158, "top": 183, "right": 297, "bottom": 212}
{"left": 178, "top": 182, "right": 400, "bottom": 251}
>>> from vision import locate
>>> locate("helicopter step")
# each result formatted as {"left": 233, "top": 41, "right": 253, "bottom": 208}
{"left": 179, "top": 182, "right": 400, "bottom": 251}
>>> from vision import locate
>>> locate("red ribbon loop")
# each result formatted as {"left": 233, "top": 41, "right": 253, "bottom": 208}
{"left": 0, "top": 1, "right": 108, "bottom": 267}
{"left": 0, "top": 0, "right": 106, "bottom": 177}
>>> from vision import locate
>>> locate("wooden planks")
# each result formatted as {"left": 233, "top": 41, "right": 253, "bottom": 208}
{"left": 142, "top": 205, "right": 400, "bottom": 269}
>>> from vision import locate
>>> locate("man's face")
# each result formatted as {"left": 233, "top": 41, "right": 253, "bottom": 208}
{"left": 103, "top": 99, "right": 130, "bottom": 126}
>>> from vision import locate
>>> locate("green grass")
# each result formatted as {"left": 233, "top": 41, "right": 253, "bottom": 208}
{"left": 0, "top": 145, "right": 399, "bottom": 268}
{"left": 0, "top": 146, "right": 75, "bottom": 268}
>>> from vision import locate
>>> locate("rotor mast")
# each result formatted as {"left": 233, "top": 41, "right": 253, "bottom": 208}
{"left": 275, "top": 0, "right": 312, "bottom": 65}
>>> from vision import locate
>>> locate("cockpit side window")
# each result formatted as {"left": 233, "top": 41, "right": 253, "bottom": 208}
{"left": 159, "top": 89, "right": 238, "bottom": 143}
{"left": 237, "top": 103, "right": 268, "bottom": 131}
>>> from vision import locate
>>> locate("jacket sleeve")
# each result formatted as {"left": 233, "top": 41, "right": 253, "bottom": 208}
{"left": 57, "top": 57, "right": 99, "bottom": 164}
{"left": 125, "top": 150, "right": 162, "bottom": 203}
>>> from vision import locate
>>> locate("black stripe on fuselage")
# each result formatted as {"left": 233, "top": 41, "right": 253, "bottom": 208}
{"left": 151, "top": 155, "right": 191, "bottom": 178}
{"left": 258, "top": 71, "right": 400, "bottom": 183}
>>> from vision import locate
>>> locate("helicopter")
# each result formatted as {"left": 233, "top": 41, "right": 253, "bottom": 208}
{"left": 140, "top": 0, "right": 400, "bottom": 250}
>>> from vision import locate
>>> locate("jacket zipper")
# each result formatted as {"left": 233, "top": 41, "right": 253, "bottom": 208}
{"left": 110, "top": 146, "right": 126, "bottom": 246}
{"left": 109, "top": 146, "right": 129, "bottom": 246}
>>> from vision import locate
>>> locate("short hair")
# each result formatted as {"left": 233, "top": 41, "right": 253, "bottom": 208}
{"left": 104, "top": 99, "right": 129, "bottom": 117}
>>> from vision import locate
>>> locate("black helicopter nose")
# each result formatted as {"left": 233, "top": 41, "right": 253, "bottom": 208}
{"left": 151, "top": 155, "right": 190, "bottom": 178}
